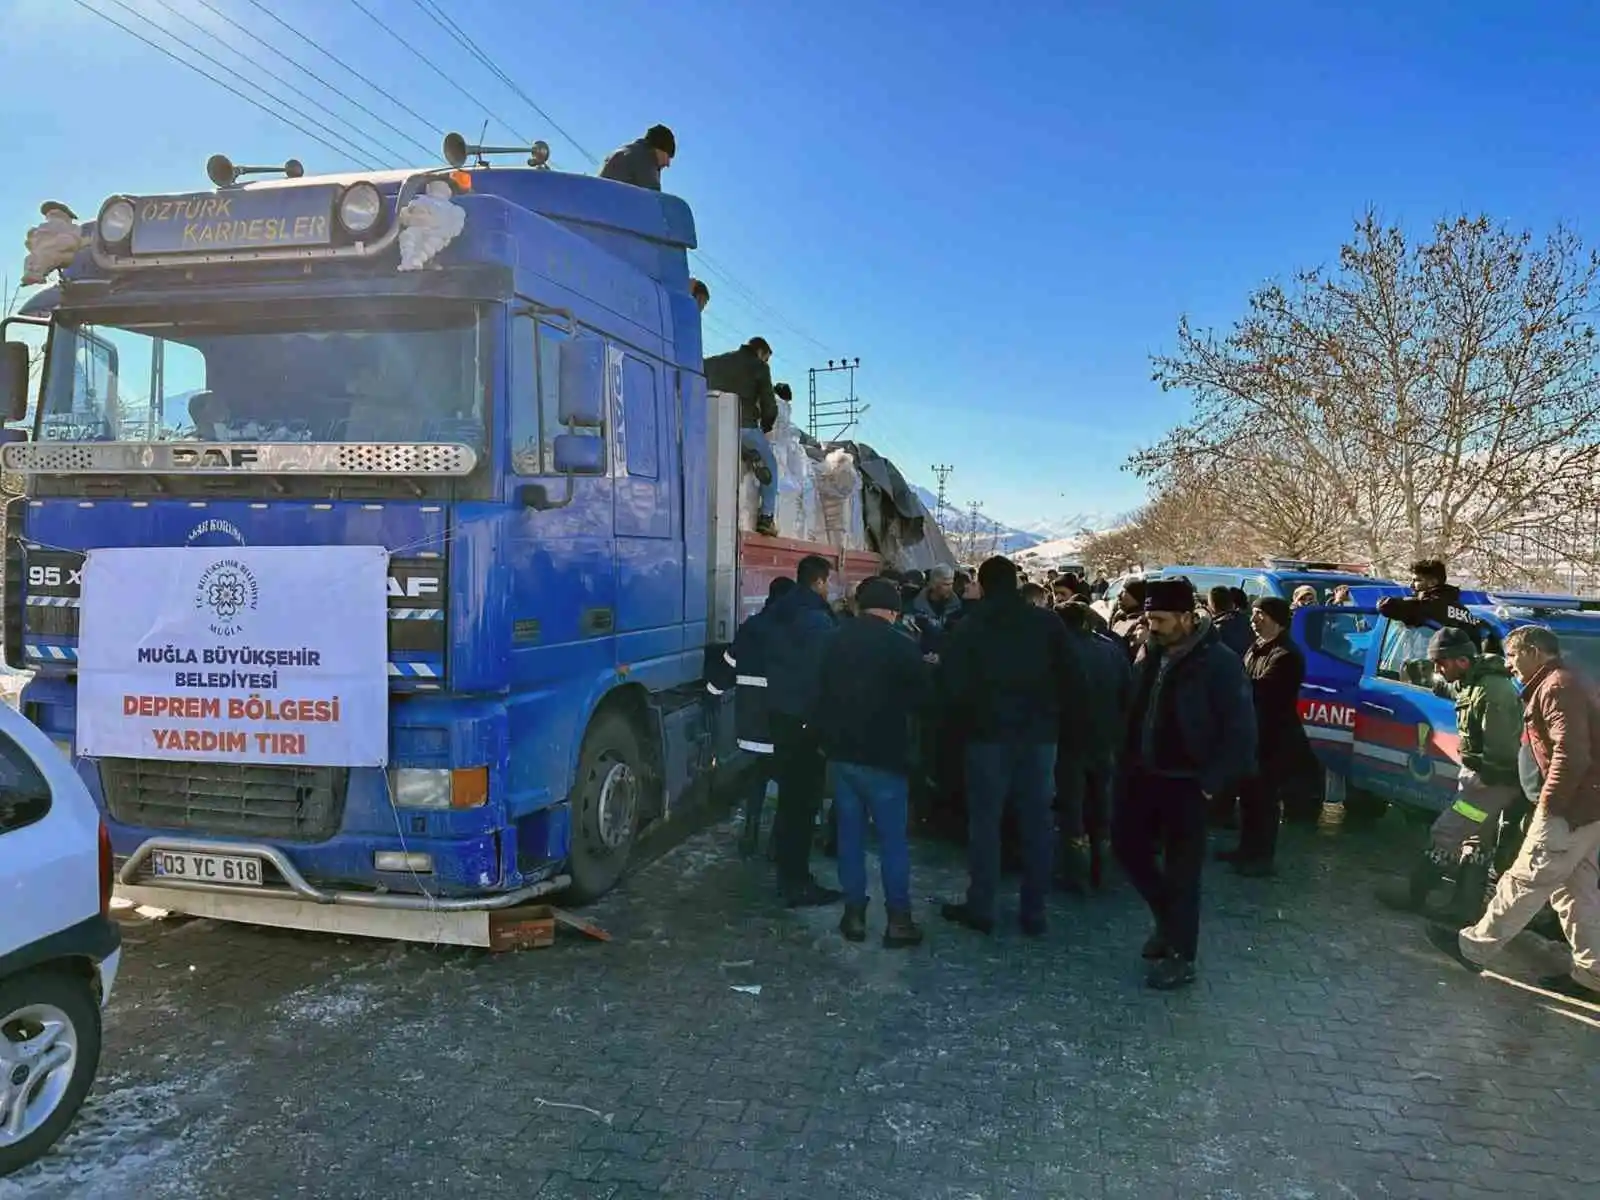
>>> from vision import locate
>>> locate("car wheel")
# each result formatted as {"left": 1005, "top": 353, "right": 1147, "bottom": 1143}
{"left": 565, "top": 711, "right": 649, "bottom": 902}
{"left": 0, "top": 968, "right": 103, "bottom": 1177}
{"left": 1342, "top": 787, "right": 1390, "bottom": 823}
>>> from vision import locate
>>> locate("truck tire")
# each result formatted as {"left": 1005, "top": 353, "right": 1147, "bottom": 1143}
{"left": 566, "top": 710, "right": 647, "bottom": 902}
{"left": 1342, "top": 787, "right": 1390, "bottom": 823}
{"left": 0, "top": 967, "right": 103, "bottom": 1178}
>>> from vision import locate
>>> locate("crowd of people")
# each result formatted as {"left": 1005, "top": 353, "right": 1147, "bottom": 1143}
{"left": 601, "top": 126, "right": 1600, "bottom": 1001}
{"left": 709, "top": 554, "right": 1326, "bottom": 991}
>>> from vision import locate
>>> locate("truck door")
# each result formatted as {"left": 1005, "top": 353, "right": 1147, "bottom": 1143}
{"left": 1352, "top": 619, "right": 1460, "bottom": 816}
{"left": 1290, "top": 605, "right": 1377, "bottom": 780}
{"left": 613, "top": 349, "right": 685, "bottom": 654}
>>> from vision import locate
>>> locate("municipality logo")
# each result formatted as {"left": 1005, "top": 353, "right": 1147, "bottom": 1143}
{"left": 195, "top": 558, "right": 259, "bottom": 637}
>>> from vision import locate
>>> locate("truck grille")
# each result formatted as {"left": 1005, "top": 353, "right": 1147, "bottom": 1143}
{"left": 100, "top": 760, "right": 348, "bottom": 843}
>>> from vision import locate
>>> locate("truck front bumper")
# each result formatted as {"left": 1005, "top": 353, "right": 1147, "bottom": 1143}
{"left": 116, "top": 836, "right": 571, "bottom": 946}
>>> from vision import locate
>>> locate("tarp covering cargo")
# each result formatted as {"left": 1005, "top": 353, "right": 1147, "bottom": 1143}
{"left": 730, "top": 396, "right": 953, "bottom": 568}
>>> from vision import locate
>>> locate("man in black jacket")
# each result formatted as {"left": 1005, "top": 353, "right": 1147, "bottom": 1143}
{"left": 599, "top": 124, "right": 676, "bottom": 190}
{"left": 704, "top": 337, "right": 780, "bottom": 537}
{"left": 1056, "top": 601, "right": 1132, "bottom": 891}
{"left": 1217, "top": 596, "right": 1309, "bottom": 875}
{"left": 765, "top": 554, "right": 842, "bottom": 907}
{"left": 1377, "top": 558, "right": 1481, "bottom": 647}
{"left": 939, "top": 556, "right": 1077, "bottom": 937}
{"left": 707, "top": 577, "right": 795, "bottom": 856}
{"left": 1115, "top": 578, "right": 1256, "bottom": 990}
{"left": 814, "top": 578, "right": 931, "bottom": 947}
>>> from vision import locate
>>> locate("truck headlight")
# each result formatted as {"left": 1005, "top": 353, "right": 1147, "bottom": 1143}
{"left": 388, "top": 766, "right": 488, "bottom": 809}
{"left": 337, "top": 182, "right": 383, "bottom": 236}
{"left": 98, "top": 197, "right": 135, "bottom": 247}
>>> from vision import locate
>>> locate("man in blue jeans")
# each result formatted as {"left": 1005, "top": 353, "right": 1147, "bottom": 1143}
{"left": 938, "top": 556, "right": 1078, "bottom": 937}
{"left": 815, "top": 577, "right": 932, "bottom": 946}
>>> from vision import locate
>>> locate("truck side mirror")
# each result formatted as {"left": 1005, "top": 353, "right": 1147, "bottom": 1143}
{"left": 0, "top": 342, "right": 29, "bottom": 423}
{"left": 557, "top": 338, "right": 606, "bottom": 428}
{"left": 552, "top": 434, "right": 605, "bottom": 476}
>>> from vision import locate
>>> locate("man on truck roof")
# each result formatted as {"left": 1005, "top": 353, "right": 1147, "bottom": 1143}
{"left": 599, "top": 124, "right": 676, "bottom": 191}
{"left": 705, "top": 337, "right": 780, "bottom": 538}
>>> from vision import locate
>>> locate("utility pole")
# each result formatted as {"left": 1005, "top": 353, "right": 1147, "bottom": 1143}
{"left": 964, "top": 500, "right": 983, "bottom": 563}
{"left": 807, "top": 357, "right": 863, "bottom": 442}
{"left": 931, "top": 464, "right": 953, "bottom": 527}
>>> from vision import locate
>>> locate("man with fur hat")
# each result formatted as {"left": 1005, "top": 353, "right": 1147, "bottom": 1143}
{"left": 1114, "top": 578, "right": 1256, "bottom": 990}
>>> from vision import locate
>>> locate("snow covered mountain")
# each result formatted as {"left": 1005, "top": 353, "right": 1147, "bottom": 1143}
{"left": 908, "top": 485, "right": 1122, "bottom": 556}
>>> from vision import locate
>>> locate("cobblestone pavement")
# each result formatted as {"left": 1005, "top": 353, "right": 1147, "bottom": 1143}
{"left": 4, "top": 806, "right": 1598, "bottom": 1200}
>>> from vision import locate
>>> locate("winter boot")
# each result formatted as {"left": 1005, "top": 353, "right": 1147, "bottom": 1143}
{"left": 838, "top": 904, "right": 868, "bottom": 943}
{"left": 1376, "top": 858, "right": 1440, "bottom": 913}
{"left": 883, "top": 909, "right": 924, "bottom": 949}
{"left": 1445, "top": 860, "right": 1492, "bottom": 926}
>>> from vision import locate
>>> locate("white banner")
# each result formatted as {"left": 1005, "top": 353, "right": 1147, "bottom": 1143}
{"left": 77, "top": 546, "right": 390, "bottom": 767}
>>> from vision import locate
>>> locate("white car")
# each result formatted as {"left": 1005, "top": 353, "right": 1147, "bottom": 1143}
{"left": 0, "top": 702, "right": 121, "bottom": 1177}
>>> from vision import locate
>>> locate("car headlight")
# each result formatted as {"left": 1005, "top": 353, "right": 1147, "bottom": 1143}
{"left": 98, "top": 197, "right": 135, "bottom": 246}
{"left": 337, "top": 182, "right": 383, "bottom": 236}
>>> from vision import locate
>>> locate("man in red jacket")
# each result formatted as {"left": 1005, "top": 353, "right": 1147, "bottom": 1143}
{"left": 1428, "top": 625, "right": 1600, "bottom": 999}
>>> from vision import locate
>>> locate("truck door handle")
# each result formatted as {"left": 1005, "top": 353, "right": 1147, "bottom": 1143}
{"left": 1361, "top": 701, "right": 1394, "bottom": 715}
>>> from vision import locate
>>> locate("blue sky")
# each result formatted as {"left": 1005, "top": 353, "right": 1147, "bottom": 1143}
{"left": 4, "top": 0, "right": 1599, "bottom": 530}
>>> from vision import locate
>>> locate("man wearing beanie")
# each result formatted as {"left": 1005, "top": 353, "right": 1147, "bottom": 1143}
{"left": 600, "top": 124, "right": 676, "bottom": 191}
{"left": 1376, "top": 625, "right": 1523, "bottom": 923}
{"left": 1116, "top": 577, "right": 1256, "bottom": 990}
{"left": 813, "top": 578, "right": 933, "bottom": 947}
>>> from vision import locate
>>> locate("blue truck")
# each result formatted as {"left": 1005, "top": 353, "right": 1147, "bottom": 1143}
{"left": 0, "top": 144, "right": 883, "bottom": 945}
{"left": 1293, "top": 591, "right": 1600, "bottom": 820}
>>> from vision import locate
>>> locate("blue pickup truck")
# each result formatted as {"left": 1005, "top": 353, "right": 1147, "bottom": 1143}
{"left": 1293, "top": 591, "right": 1600, "bottom": 820}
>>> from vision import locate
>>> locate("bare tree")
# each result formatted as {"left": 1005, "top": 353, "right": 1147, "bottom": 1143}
{"left": 1140, "top": 211, "right": 1600, "bottom": 582}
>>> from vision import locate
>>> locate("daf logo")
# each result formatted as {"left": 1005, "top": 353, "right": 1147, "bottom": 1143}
{"left": 387, "top": 577, "right": 440, "bottom": 599}
{"left": 170, "top": 447, "right": 260, "bottom": 469}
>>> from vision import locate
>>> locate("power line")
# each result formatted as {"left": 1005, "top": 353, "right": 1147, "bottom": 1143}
{"left": 192, "top": 0, "right": 434, "bottom": 161}
{"left": 410, "top": 0, "right": 598, "bottom": 166}
{"left": 68, "top": 0, "right": 370, "bottom": 167}
{"left": 238, "top": 0, "right": 445, "bottom": 144}
{"left": 93, "top": 0, "right": 380, "bottom": 169}
{"left": 343, "top": 0, "right": 533, "bottom": 146}
{"left": 690, "top": 251, "right": 831, "bottom": 355}
{"left": 147, "top": 0, "right": 405, "bottom": 166}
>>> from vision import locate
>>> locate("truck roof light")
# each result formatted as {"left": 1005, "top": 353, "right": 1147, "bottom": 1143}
{"left": 337, "top": 182, "right": 384, "bottom": 237}
{"left": 97, "top": 197, "right": 136, "bottom": 247}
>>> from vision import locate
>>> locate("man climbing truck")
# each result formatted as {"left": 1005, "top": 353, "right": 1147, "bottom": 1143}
{"left": 0, "top": 139, "right": 880, "bottom": 946}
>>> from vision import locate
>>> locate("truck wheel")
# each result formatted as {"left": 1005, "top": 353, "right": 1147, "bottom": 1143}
{"left": 1342, "top": 787, "right": 1390, "bottom": 823}
{"left": 0, "top": 968, "right": 103, "bottom": 1178}
{"left": 566, "top": 711, "right": 647, "bottom": 902}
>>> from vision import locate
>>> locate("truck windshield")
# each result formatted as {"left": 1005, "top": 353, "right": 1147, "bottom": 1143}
{"left": 38, "top": 303, "right": 487, "bottom": 447}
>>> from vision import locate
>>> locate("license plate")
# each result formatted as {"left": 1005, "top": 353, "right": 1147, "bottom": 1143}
{"left": 150, "top": 851, "right": 264, "bottom": 887}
